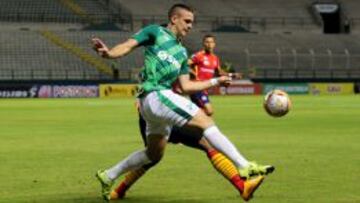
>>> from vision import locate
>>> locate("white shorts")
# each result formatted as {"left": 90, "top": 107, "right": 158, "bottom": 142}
{"left": 139, "top": 90, "right": 200, "bottom": 138}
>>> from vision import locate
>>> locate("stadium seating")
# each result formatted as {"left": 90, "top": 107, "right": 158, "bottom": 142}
{"left": 339, "top": 0, "right": 360, "bottom": 32}
{"left": 0, "top": 0, "right": 78, "bottom": 22}
{"left": 1, "top": 28, "right": 359, "bottom": 80}
{"left": 74, "top": 0, "right": 110, "bottom": 14}
{"left": 0, "top": 0, "right": 359, "bottom": 80}
{"left": 0, "top": 0, "right": 116, "bottom": 24}
{"left": 185, "top": 32, "right": 360, "bottom": 78}
{"left": 55, "top": 30, "right": 144, "bottom": 72}
{"left": 340, "top": 0, "right": 360, "bottom": 18}
{"left": 114, "top": 0, "right": 320, "bottom": 33}
{"left": 115, "top": 0, "right": 311, "bottom": 17}
{"left": 0, "top": 30, "right": 111, "bottom": 80}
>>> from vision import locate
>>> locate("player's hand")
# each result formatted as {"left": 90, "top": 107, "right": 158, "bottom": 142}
{"left": 228, "top": 72, "right": 243, "bottom": 79}
{"left": 217, "top": 76, "right": 232, "bottom": 87}
{"left": 91, "top": 38, "right": 110, "bottom": 58}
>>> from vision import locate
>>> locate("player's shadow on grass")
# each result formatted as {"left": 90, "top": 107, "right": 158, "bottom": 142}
{"left": 33, "top": 197, "right": 212, "bottom": 203}
{"left": 118, "top": 197, "right": 211, "bottom": 203}
{"left": 29, "top": 193, "right": 236, "bottom": 203}
{"left": 29, "top": 196, "right": 211, "bottom": 203}
{"left": 26, "top": 196, "right": 105, "bottom": 203}
{"left": 116, "top": 196, "right": 238, "bottom": 203}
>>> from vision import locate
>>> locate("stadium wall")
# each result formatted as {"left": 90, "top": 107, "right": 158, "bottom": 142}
{"left": 356, "top": 83, "right": 360, "bottom": 93}
{"left": 99, "top": 84, "right": 137, "bottom": 98}
{"left": 0, "top": 81, "right": 358, "bottom": 98}
{"left": 0, "top": 80, "right": 131, "bottom": 98}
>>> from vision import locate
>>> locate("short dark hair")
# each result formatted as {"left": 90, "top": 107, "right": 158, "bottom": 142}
{"left": 203, "top": 34, "right": 216, "bottom": 41}
{"left": 168, "top": 4, "right": 194, "bottom": 20}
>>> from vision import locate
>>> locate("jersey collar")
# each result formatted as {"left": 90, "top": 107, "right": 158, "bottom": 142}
{"left": 161, "top": 25, "right": 181, "bottom": 42}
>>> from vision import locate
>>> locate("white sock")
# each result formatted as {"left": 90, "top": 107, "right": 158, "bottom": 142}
{"left": 106, "top": 149, "right": 151, "bottom": 181}
{"left": 203, "top": 126, "right": 249, "bottom": 168}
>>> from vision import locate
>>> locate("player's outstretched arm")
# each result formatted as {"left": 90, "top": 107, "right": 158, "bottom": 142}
{"left": 217, "top": 66, "right": 228, "bottom": 76}
{"left": 217, "top": 67, "right": 243, "bottom": 79}
{"left": 91, "top": 38, "right": 139, "bottom": 59}
{"left": 178, "top": 74, "right": 231, "bottom": 94}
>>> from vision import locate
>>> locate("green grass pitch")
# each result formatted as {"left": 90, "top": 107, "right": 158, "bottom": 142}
{"left": 0, "top": 95, "right": 359, "bottom": 203}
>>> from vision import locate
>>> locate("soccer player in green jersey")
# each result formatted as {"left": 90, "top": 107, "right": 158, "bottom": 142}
{"left": 92, "top": 4, "right": 268, "bottom": 201}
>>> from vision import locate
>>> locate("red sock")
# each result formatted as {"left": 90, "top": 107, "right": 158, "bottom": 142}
{"left": 115, "top": 182, "right": 128, "bottom": 198}
{"left": 207, "top": 149, "right": 244, "bottom": 193}
{"left": 113, "top": 167, "right": 146, "bottom": 198}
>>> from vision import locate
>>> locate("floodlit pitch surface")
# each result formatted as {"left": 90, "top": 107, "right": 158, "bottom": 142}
{"left": 0, "top": 95, "right": 359, "bottom": 203}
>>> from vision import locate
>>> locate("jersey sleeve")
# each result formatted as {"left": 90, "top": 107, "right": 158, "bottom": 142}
{"left": 131, "top": 25, "right": 158, "bottom": 46}
{"left": 180, "top": 60, "right": 189, "bottom": 75}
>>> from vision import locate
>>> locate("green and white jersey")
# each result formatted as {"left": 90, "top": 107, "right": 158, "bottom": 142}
{"left": 132, "top": 24, "right": 189, "bottom": 96}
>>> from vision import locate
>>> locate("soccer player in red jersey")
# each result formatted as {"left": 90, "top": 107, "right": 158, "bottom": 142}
{"left": 189, "top": 34, "right": 237, "bottom": 116}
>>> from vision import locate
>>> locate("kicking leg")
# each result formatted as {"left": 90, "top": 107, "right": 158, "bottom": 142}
{"left": 185, "top": 110, "right": 267, "bottom": 200}
{"left": 199, "top": 138, "right": 245, "bottom": 194}
{"left": 187, "top": 110, "right": 250, "bottom": 168}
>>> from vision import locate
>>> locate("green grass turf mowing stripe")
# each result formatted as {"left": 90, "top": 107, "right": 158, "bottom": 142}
{"left": 0, "top": 95, "right": 359, "bottom": 203}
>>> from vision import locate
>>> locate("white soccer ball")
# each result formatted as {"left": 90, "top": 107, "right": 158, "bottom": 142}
{"left": 263, "top": 89, "right": 291, "bottom": 117}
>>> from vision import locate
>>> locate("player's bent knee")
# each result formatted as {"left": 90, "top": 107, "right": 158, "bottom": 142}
{"left": 143, "top": 159, "right": 160, "bottom": 170}
{"left": 198, "top": 137, "right": 213, "bottom": 151}
{"left": 146, "top": 150, "right": 164, "bottom": 162}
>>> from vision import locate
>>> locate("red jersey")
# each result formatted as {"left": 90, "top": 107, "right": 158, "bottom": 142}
{"left": 191, "top": 50, "right": 220, "bottom": 81}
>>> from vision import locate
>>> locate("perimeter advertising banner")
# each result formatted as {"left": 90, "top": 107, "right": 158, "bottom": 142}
{"left": 0, "top": 84, "right": 99, "bottom": 98}
{"left": 37, "top": 85, "right": 99, "bottom": 98}
{"left": 0, "top": 84, "right": 39, "bottom": 98}
{"left": 220, "top": 84, "right": 262, "bottom": 95}
{"left": 263, "top": 83, "right": 309, "bottom": 94}
{"left": 99, "top": 84, "right": 138, "bottom": 98}
{"left": 309, "top": 83, "right": 354, "bottom": 95}
{"left": 208, "top": 86, "right": 221, "bottom": 95}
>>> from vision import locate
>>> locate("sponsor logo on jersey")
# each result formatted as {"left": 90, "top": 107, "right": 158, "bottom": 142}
{"left": 157, "top": 51, "right": 181, "bottom": 69}
{"left": 201, "top": 68, "right": 215, "bottom": 73}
